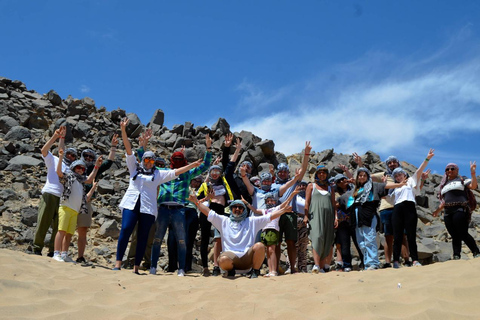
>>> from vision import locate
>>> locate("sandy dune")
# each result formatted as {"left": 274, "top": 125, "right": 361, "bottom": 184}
{"left": 1, "top": 249, "right": 480, "bottom": 319}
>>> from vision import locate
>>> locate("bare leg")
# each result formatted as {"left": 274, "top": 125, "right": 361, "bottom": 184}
{"left": 54, "top": 230, "right": 66, "bottom": 252}
{"left": 77, "top": 227, "right": 88, "bottom": 259}
{"left": 286, "top": 240, "right": 297, "bottom": 273}
{"left": 214, "top": 238, "right": 222, "bottom": 267}
{"left": 62, "top": 233, "right": 73, "bottom": 252}
{"left": 252, "top": 243, "right": 266, "bottom": 269}
{"left": 266, "top": 245, "right": 277, "bottom": 274}
{"left": 384, "top": 235, "right": 393, "bottom": 263}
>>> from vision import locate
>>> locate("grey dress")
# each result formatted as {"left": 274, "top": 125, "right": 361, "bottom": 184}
{"left": 308, "top": 185, "right": 335, "bottom": 260}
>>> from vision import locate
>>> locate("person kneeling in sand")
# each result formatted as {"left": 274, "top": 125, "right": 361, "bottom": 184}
{"left": 189, "top": 195, "right": 291, "bottom": 279}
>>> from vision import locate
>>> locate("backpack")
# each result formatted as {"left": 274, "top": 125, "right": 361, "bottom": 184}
{"left": 461, "top": 178, "right": 477, "bottom": 212}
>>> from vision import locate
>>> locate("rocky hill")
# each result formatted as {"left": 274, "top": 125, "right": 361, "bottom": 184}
{"left": 1, "top": 75, "right": 479, "bottom": 271}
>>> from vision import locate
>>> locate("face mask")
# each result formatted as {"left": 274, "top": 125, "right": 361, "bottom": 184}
{"left": 261, "top": 184, "right": 271, "bottom": 191}
{"left": 266, "top": 203, "right": 276, "bottom": 209}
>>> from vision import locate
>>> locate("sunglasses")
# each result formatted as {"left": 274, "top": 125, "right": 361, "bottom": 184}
{"left": 144, "top": 158, "right": 155, "bottom": 164}
{"left": 445, "top": 167, "right": 457, "bottom": 172}
{"left": 84, "top": 154, "right": 95, "bottom": 160}
{"left": 231, "top": 206, "right": 244, "bottom": 210}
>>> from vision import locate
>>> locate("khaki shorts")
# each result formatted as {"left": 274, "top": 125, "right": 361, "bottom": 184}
{"left": 220, "top": 247, "right": 255, "bottom": 270}
{"left": 58, "top": 206, "right": 78, "bottom": 235}
{"left": 77, "top": 202, "right": 93, "bottom": 228}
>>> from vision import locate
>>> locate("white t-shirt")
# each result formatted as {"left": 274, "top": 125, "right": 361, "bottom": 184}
{"left": 263, "top": 206, "right": 280, "bottom": 231}
{"left": 393, "top": 175, "right": 418, "bottom": 205}
{"left": 295, "top": 195, "right": 306, "bottom": 215}
{"left": 207, "top": 210, "right": 271, "bottom": 258}
{"left": 41, "top": 152, "right": 67, "bottom": 197}
{"left": 61, "top": 180, "right": 83, "bottom": 213}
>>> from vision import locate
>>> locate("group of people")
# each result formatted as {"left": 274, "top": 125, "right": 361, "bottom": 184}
{"left": 32, "top": 119, "right": 479, "bottom": 278}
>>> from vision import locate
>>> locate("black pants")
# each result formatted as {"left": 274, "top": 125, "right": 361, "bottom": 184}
{"left": 392, "top": 201, "right": 418, "bottom": 262}
{"left": 335, "top": 221, "right": 364, "bottom": 268}
{"left": 198, "top": 202, "right": 225, "bottom": 268}
{"left": 444, "top": 206, "right": 479, "bottom": 257}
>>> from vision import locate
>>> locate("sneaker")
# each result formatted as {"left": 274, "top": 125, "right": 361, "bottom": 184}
{"left": 227, "top": 269, "right": 236, "bottom": 277}
{"left": 47, "top": 252, "right": 54, "bottom": 258}
{"left": 323, "top": 266, "right": 330, "bottom": 273}
{"left": 404, "top": 259, "right": 412, "bottom": 267}
{"left": 63, "top": 255, "right": 75, "bottom": 263}
{"left": 474, "top": 253, "right": 480, "bottom": 258}
{"left": 149, "top": 267, "right": 157, "bottom": 275}
{"left": 382, "top": 263, "right": 392, "bottom": 269}
{"left": 343, "top": 267, "right": 352, "bottom": 272}
{"left": 76, "top": 257, "right": 86, "bottom": 263}
{"left": 312, "top": 265, "right": 320, "bottom": 274}
{"left": 263, "top": 271, "right": 278, "bottom": 277}
{"left": 250, "top": 269, "right": 260, "bottom": 279}
{"left": 53, "top": 255, "right": 64, "bottom": 262}
{"left": 177, "top": 269, "right": 185, "bottom": 277}
{"left": 412, "top": 261, "right": 422, "bottom": 267}
{"left": 212, "top": 266, "right": 221, "bottom": 277}
{"left": 366, "top": 265, "right": 379, "bottom": 271}
{"left": 453, "top": 255, "right": 461, "bottom": 260}
{"left": 284, "top": 268, "right": 292, "bottom": 275}
{"left": 393, "top": 261, "right": 400, "bottom": 269}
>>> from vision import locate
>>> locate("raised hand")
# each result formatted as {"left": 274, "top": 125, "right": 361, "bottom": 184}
{"left": 304, "top": 141, "right": 312, "bottom": 155}
{"left": 120, "top": 117, "right": 129, "bottom": 131}
{"left": 205, "top": 133, "right": 212, "bottom": 150}
{"left": 58, "top": 149, "right": 64, "bottom": 157}
{"left": 111, "top": 134, "right": 119, "bottom": 147}
{"left": 426, "top": 148, "right": 435, "bottom": 160}
{"left": 235, "top": 137, "right": 242, "bottom": 151}
{"left": 95, "top": 156, "right": 104, "bottom": 167}
{"left": 471, "top": 161, "right": 477, "bottom": 174}
{"left": 213, "top": 156, "right": 222, "bottom": 166}
{"left": 421, "top": 169, "right": 431, "bottom": 181}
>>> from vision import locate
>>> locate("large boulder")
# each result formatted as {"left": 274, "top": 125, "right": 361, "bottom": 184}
{"left": 8, "top": 155, "right": 43, "bottom": 168}
{"left": 5, "top": 126, "right": 31, "bottom": 141}
{"left": 0, "top": 116, "right": 19, "bottom": 134}
{"left": 148, "top": 109, "right": 164, "bottom": 126}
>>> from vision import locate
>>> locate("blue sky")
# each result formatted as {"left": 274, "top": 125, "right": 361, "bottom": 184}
{"left": 2, "top": 0, "right": 480, "bottom": 176}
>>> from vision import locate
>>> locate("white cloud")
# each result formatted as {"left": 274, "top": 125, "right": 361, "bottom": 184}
{"left": 80, "top": 85, "right": 91, "bottom": 93}
{"left": 231, "top": 29, "right": 480, "bottom": 167}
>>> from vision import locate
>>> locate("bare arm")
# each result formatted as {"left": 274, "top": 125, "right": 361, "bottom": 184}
{"left": 303, "top": 183, "right": 313, "bottom": 224}
{"left": 279, "top": 168, "right": 302, "bottom": 196}
{"left": 120, "top": 118, "right": 132, "bottom": 155}
{"left": 352, "top": 152, "right": 364, "bottom": 168}
{"left": 189, "top": 193, "right": 211, "bottom": 217}
{"left": 469, "top": 161, "right": 477, "bottom": 190}
{"left": 241, "top": 196, "right": 263, "bottom": 215}
{"left": 338, "top": 164, "right": 353, "bottom": 179}
{"left": 279, "top": 185, "right": 301, "bottom": 210}
{"left": 432, "top": 202, "right": 445, "bottom": 217}
{"left": 231, "top": 137, "right": 242, "bottom": 163}
{"left": 86, "top": 181, "right": 98, "bottom": 203}
{"left": 85, "top": 156, "right": 104, "bottom": 184}
{"left": 56, "top": 149, "right": 65, "bottom": 178}
{"left": 415, "top": 148, "right": 435, "bottom": 181}
{"left": 240, "top": 164, "right": 255, "bottom": 196}
{"left": 108, "top": 134, "right": 119, "bottom": 161}
{"left": 42, "top": 126, "right": 64, "bottom": 157}
{"left": 57, "top": 126, "right": 66, "bottom": 152}
{"left": 270, "top": 205, "right": 292, "bottom": 221}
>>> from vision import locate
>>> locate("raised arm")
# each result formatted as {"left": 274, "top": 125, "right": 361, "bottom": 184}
{"left": 279, "top": 168, "right": 302, "bottom": 196}
{"left": 231, "top": 137, "right": 242, "bottom": 163}
{"left": 174, "top": 159, "right": 203, "bottom": 176}
{"left": 469, "top": 161, "right": 477, "bottom": 190}
{"left": 108, "top": 134, "right": 119, "bottom": 161}
{"left": 338, "top": 164, "right": 354, "bottom": 179}
{"left": 352, "top": 152, "right": 364, "bottom": 168}
{"left": 57, "top": 126, "right": 66, "bottom": 152}
{"left": 56, "top": 149, "right": 65, "bottom": 178}
{"left": 42, "top": 126, "right": 65, "bottom": 157}
{"left": 240, "top": 164, "right": 255, "bottom": 196}
{"left": 279, "top": 186, "right": 301, "bottom": 210}
{"left": 85, "top": 156, "right": 104, "bottom": 184}
{"left": 189, "top": 193, "right": 211, "bottom": 217}
{"left": 414, "top": 149, "right": 434, "bottom": 181}
{"left": 120, "top": 118, "right": 132, "bottom": 156}
{"left": 86, "top": 181, "right": 98, "bottom": 203}
{"left": 270, "top": 205, "right": 292, "bottom": 221}
{"left": 241, "top": 196, "right": 262, "bottom": 215}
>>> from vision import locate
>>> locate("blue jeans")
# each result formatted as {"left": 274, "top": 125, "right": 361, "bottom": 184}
{"left": 167, "top": 207, "right": 199, "bottom": 272}
{"left": 116, "top": 199, "right": 156, "bottom": 266}
{"left": 355, "top": 210, "right": 379, "bottom": 269}
{"left": 151, "top": 205, "right": 187, "bottom": 270}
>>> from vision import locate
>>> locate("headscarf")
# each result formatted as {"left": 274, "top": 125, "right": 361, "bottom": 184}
{"left": 208, "top": 165, "right": 223, "bottom": 184}
{"left": 133, "top": 151, "right": 156, "bottom": 181}
{"left": 385, "top": 155, "right": 399, "bottom": 175}
{"left": 391, "top": 167, "right": 408, "bottom": 182}
{"left": 81, "top": 149, "right": 97, "bottom": 167}
{"left": 315, "top": 165, "right": 329, "bottom": 186}
{"left": 298, "top": 181, "right": 308, "bottom": 198}
{"left": 250, "top": 176, "right": 261, "bottom": 188}
{"left": 438, "top": 163, "right": 460, "bottom": 202}
{"left": 229, "top": 200, "right": 248, "bottom": 222}
{"left": 259, "top": 172, "right": 273, "bottom": 191}
{"left": 264, "top": 192, "right": 277, "bottom": 209}
{"left": 238, "top": 160, "right": 253, "bottom": 179}
{"left": 354, "top": 167, "right": 373, "bottom": 205}
{"left": 170, "top": 151, "right": 188, "bottom": 169}
{"left": 63, "top": 147, "right": 78, "bottom": 166}
{"left": 61, "top": 160, "right": 88, "bottom": 214}
{"left": 275, "top": 163, "right": 290, "bottom": 184}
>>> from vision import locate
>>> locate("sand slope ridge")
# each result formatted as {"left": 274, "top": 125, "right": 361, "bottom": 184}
{"left": 1, "top": 249, "right": 480, "bottom": 320}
